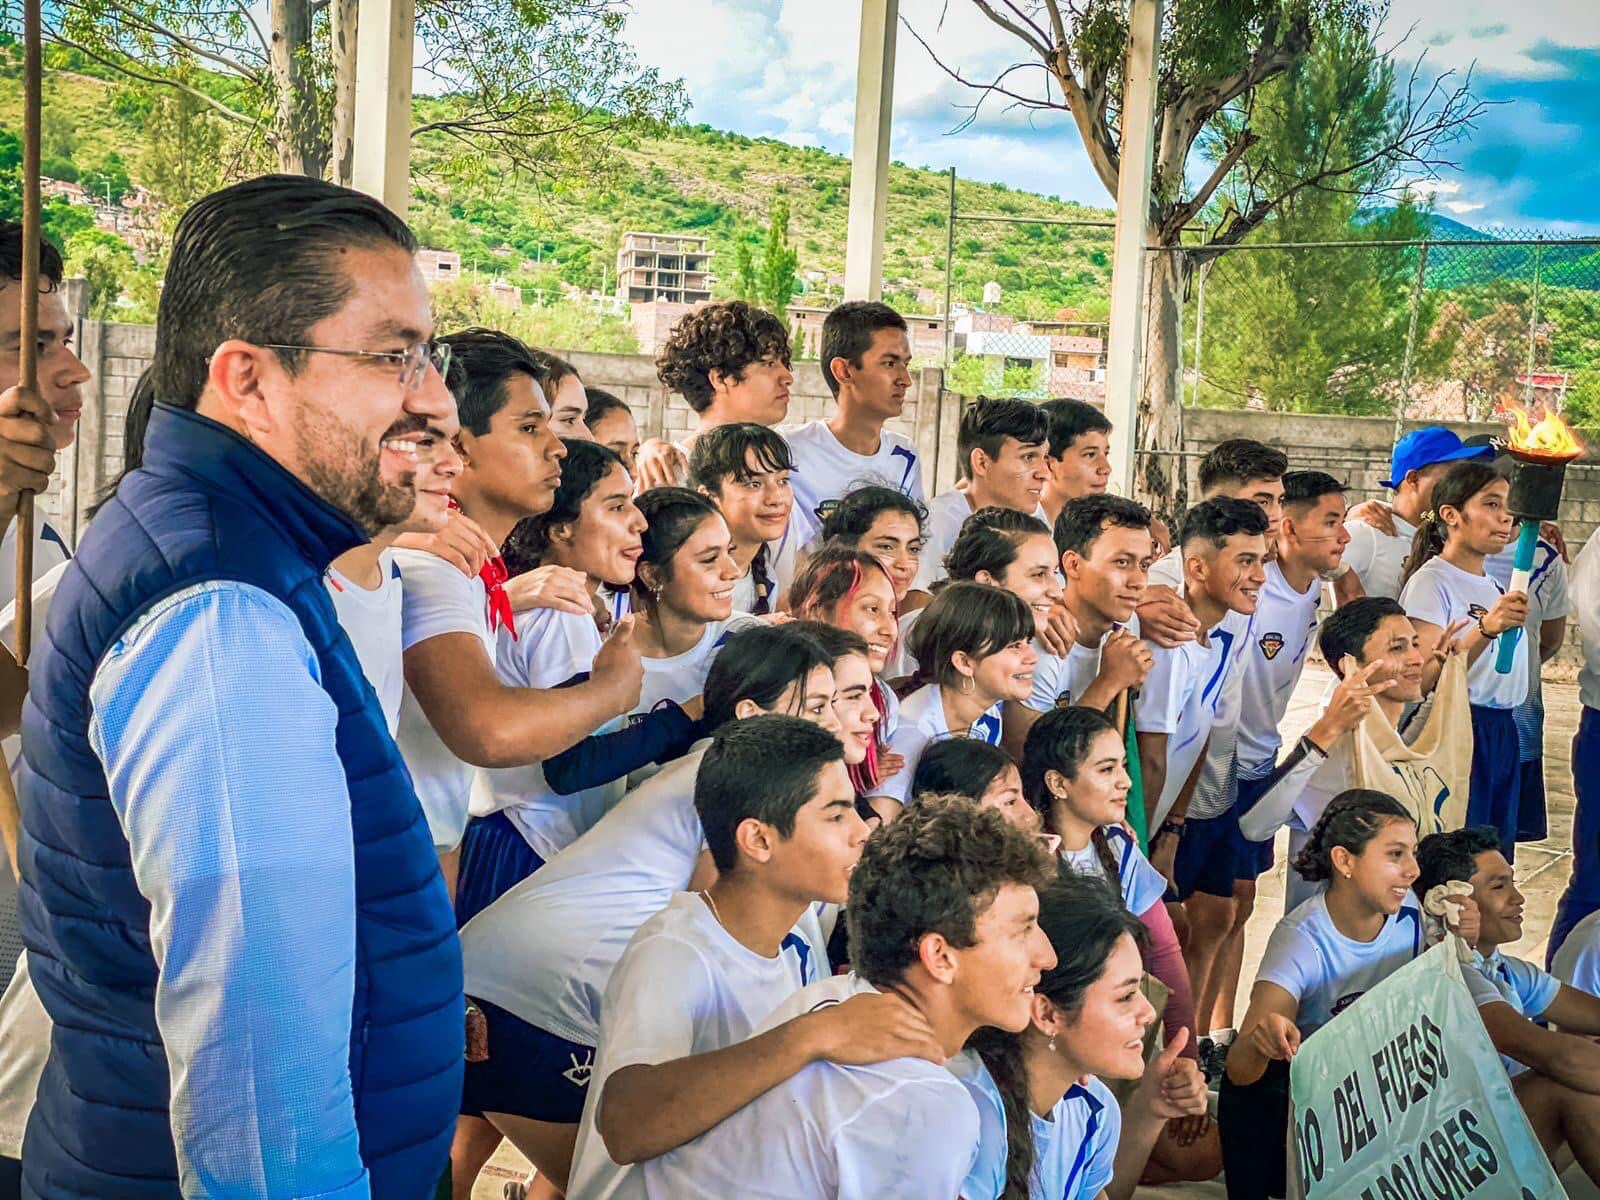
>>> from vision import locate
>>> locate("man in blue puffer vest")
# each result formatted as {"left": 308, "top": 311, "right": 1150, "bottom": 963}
{"left": 15, "top": 175, "right": 466, "bottom": 1198}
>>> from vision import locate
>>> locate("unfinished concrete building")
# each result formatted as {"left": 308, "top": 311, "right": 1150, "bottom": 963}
{"left": 615, "top": 232, "right": 713, "bottom": 305}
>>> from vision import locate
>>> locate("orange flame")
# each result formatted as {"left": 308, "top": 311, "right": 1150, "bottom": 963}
{"left": 1504, "top": 403, "right": 1584, "bottom": 460}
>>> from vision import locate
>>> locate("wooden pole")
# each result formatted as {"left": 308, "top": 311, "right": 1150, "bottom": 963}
{"left": 16, "top": 0, "right": 40, "bottom": 666}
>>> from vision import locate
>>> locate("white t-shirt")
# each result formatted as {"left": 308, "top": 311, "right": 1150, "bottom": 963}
{"left": 1463, "top": 948, "right": 1562, "bottom": 1077}
{"left": 1341, "top": 513, "right": 1417, "bottom": 601}
{"left": 1257, "top": 892, "right": 1424, "bottom": 1038}
{"left": 1135, "top": 611, "right": 1241, "bottom": 828}
{"left": 392, "top": 549, "right": 494, "bottom": 851}
{"left": 635, "top": 621, "right": 730, "bottom": 717}
{"left": 567, "top": 891, "right": 824, "bottom": 1200}
{"left": 1486, "top": 538, "right": 1573, "bottom": 760}
{"left": 475, "top": 607, "right": 624, "bottom": 861}
{"left": 1575, "top": 533, "right": 1600, "bottom": 712}
{"left": 873, "top": 684, "right": 1003, "bottom": 807}
{"left": 1236, "top": 562, "right": 1324, "bottom": 781}
{"left": 1145, "top": 549, "right": 1254, "bottom": 823}
{"left": 459, "top": 747, "right": 707, "bottom": 1045}
{"left": 1026, "top": 616, "right": 1141, "bottom": 714}
{"left": 783, "top": 419, "right": 927, "bottom": 529}
{"left": 1551, "top": 908, "right": 1600, "bottom": 998}
{"left": 949, "top": 1049, "right": 1120, "bottom": 1200}
{"left": 1400, "top": 556, "right": 1528, "bottom": 709}
{"left": 325, "top": 552, "right": 404, "bottom": 735}
{"left": 641, "top": 972, "right": 981, "bottom": 1200}
{"left": 0, "top": 516, "right": 69, "bottom": 619}
{"left": 1060, "top": 824, "right": 1168, "bottom": 916}
{"left": 914, "top": 491, "right": 1048, "bottom": 591}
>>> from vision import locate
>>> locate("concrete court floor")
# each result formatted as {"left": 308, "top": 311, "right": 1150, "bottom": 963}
{"left": 471, "top": 666, "right": 1594, "bottom": 1199}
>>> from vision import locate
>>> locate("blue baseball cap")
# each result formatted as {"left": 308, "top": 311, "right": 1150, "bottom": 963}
{"left": 1381, "top": 427, "right": 1496, "bottom": 489}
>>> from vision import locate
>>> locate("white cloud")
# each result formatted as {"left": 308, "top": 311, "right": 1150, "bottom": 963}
{"left": 1383, "top": 0, "right": 1600, "bottom": 77}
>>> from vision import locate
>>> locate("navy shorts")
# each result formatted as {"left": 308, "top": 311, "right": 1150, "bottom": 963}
{"left": 1232, "top": 774, "right": 1276, "bottom": 881}
{"left": 1173, "top": 808, "right": 1240, "bottom": 901}
{"left": 461, "top": 997, "right": 594, "bottom": 1124}
{"left": 1467, "top": 704, "right": 1521, "bottom": 863}
{"left": 456, "top": 811, "right": 547, "bottom": 928}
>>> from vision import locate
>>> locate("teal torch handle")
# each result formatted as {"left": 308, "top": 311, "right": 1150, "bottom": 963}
{"left": 1495, "top": 519, "right": 1539, "bottom": 674}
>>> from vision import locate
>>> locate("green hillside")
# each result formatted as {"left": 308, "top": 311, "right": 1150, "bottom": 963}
{"left": 0, "top": 50, "right": 1119, "bottom": 325}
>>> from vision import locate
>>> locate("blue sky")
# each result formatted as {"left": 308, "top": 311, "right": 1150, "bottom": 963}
{"left": 620, "top": 0, "right": 1600, "bottom": 236}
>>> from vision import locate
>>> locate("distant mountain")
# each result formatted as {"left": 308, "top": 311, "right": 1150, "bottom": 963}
{"left": 1362, "top": 208, "right": 1599, "bottom": 290}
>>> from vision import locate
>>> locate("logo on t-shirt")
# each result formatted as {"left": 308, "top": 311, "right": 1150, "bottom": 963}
{"left": 1468, "top": 603, "right": 1488, "bottom": 621}
{"left": 1330, "top": 991, "right": 1366, "bottom": 1019}
{"left": 562, "top": 1049, "right": 595, "bottom": 1088}
{"left": 1258, "top": 632, "right": 1284, "bottom": 661}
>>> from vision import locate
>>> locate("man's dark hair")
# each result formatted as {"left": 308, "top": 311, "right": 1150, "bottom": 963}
{"left": 1179, "top": 496, "right": 1270, "bottom": 552}
{"left": 150, "top": 175, "right": 417, "bottom": 410}
{"left": 958, "top": 397, "right": 1048, "bottom": 479}
{"left": 1197, "top": 438, "right": 1288, "bottom": 495}
{"left": 0, "top": 221, "right": 64, "bottom": 289}
{"left": 1282, "top": 469, "right": 1347, "bottom": 515}
{"left": 655, "top": 301, "right": 791, "bottom": 413}
{"left": 1318, "top": 596, "right": 1407, "bottom": 677}
{"left": 1040, "top": 398, "right": 1111, "bottom": 459}
{"left": 438, "top": 327, "right": 548, "bottom": 436}
{"left": 584, "top": 387, "right": 630, "bottom": 429}
{"left": 696, "top": 714, "right": 845, "bottom": 872}
{"left": 820, "top": 300, "right": 908, "bottom": 399}
{"left": 1054, "top": 493, "right": 1151, "bottom": 558}
{"left": 1413, "top": 826, "right": 1504, "bottom": 899}
{"left": 847, "top": 794, "right": 1053, "bottom": 987}
{"left": 688, "top": 422, "right": 795, "bottom": 493}
{"left": 529, "top": 348, "right": 581, "bottom": 394}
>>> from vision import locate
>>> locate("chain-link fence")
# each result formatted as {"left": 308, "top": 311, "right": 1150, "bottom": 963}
{"left": 1160, "top": 234, "right": 1600, "bottom": 434}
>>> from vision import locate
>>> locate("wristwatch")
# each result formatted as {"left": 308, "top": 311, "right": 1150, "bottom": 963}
{"left": 1155, "top": 819, "right": 1185, "bottom": 842}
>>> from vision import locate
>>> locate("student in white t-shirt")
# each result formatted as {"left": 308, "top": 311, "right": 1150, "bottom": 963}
{"left": 1552, "top": 907, "right": 1600, "bottom": 997}
{"left": 867, "top": 582, "right": 1038, "bottom": 821}
{"left": 569, "top": 716, "right": 934, "bottom": 1200}
{"left": 1399, "top": 460, "right": 1530, "bottom": 859}
{"left": 1143, "top": 499, "right": 1264, "bottom": 894}
{"left": 816, "top": 484, "right": 927, "bottom": 606}
{"left": 1053, "top": 494, "right": 1156, "bottom": 714}
{"left": 1413, "top": 827, "right": 1600, "bottom": 1175}
{"left": 787, "top": 545, "right": 907, "bottom": 797}
{"left": 887, "top": 508, "right": 1077, "bottom": 754}
{"left": 397, "top": 331, "right": 644, "bottom": 861}
{"left": 1222, "top": 791, "right": 1424, "bottom": 1200}
{"left": 635, "top": 300, "right": 795, "bottom": 489}
{"left": 460, "top": 442, "right": 709, "bottom": 927}
{"left": 1038, "top": 398, "right": 1113, "bottom": 529}
{"left": 639, "top": 794, "right": 1058, "bottom": 1200}
{"left": 688, "top": 423, "right": 795, "bottom": 614}
{"left": 1238, "top": 597, "right": 1448, "bottom": 914}
{"left": 1339, "top": 426, "right": 1494, "bottom": 601}
{"left": 1024, "top": 708, "right": 1194, "bottom": 1045}
{"left": 628, "top": 487, "right": 743, "bottom": 729}
{"left": 914, "top": 396, "right": 1051, "bottom": 595}
{"left": 327, "top": 413, "right": 464, "bottom": 734}
{"left": 959, "top": 872, "right": 1211, "bottom": 1200}
{"left": 454, "top": 625, "right": 849, "bottom": 1194}
{"left": 584, "top": 388, "right": 641, "bottom": 482}
{"left": 784, "top": 301, "right": 926, "bottom": 529}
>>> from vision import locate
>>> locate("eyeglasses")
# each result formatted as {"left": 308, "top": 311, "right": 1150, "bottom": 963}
{"left": 258, "top": 340, "right": 452, "bottom": 389}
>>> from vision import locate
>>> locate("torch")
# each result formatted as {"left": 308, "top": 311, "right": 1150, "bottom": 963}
{"left": 1495, "top": 406, "right": 1584, "bottom": 674}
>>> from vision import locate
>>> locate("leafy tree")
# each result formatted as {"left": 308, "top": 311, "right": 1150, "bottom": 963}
{"left": 757, "top": 197, "right": 799, "bottom": 322}
{"left": 947, "top": 352, "right": 989, "bottom": 397}
{"left": 1190, "top": 25, "right": 1432, "bottom": 414}
{"left": 34, "top": 1, "right": 688, "bottom": 186}
{"left": 81, "top": 151, "right": 131, "bottom": 204}
{"left": 66, "top": 228, "right": 136, "bottom": 317}
{"left": 137, "top": 85, "right": 224, "bottom": 214}
{"left": 914, "top": 0, "right": 1482, "bottom": 502}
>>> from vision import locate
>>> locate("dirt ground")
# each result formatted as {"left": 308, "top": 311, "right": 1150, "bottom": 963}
{"left": 470, "top": 668, "right": 1595, "bottom": 1199}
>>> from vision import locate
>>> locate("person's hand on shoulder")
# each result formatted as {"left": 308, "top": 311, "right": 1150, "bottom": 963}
{"left": 634, "top": 438, "right": 687, "bottom": 491}
{"left": 801, "top": 992, "right": 945, "bottom": 1066}
{"left": 1348, "top": 498, "right": 1396, "bottom": 537}
{"left": 1037, "top": 600, "right": 1079, "bottom": 658}
{"left": 393, "top": 508, "right": 498, "bottom": 578}
{"left": 1134, "top": 585, "right": 1198, "bottom": 648}
{"left": 505, "top": 564, "right": 592, "bottom": 616}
